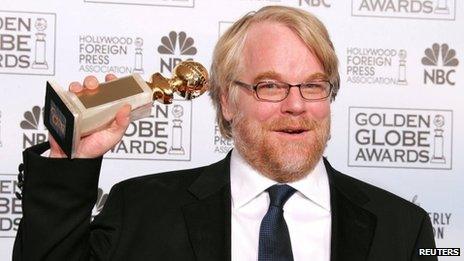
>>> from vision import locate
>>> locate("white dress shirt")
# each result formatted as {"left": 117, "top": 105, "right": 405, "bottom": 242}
{"left": 230, "top": 150, "right": 332, "bottom": 261}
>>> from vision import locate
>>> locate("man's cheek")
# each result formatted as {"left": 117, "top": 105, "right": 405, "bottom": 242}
{"left": 308, "top": 103, "right": 330, "bottom": 120}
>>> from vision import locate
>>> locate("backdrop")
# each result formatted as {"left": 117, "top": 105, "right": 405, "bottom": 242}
{"left": 0, "top": 0, "right": 462, "bottom": 260}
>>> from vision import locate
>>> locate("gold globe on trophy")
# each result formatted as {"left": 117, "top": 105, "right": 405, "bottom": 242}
{"left": 44, "top": 61, "right": 209, "bottom": 158}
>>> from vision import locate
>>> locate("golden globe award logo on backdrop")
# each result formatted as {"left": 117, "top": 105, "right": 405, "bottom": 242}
{"left": 78, "top": 35, "right": 144, "bottom": 75}
{"left": 346, "top": 47, "right": 408, "bottom": 85}
{"left": 410, "top": 195, "right": 453, "bottom": 240}
{"left": 84, "top": 0, "right": 194, "bottom": 7}
{"left": 20, "top": 106, "right": 47, "bottom": 149}
{"left": 422, "top": 43, "right": 459, "bottom": 86}
{"left": 0, "top": 10, "right": 56, "bottom": 75}
{"left": 351, "top": 0, "right": 456, "bottom": 20}
{"left": 105, "top": 31, "right": 196, "bottom": 161}
{"left": 0, "top": 174, "right": 21, "bottom": 237}
{"left": 106, "top": 103, "right": 193, "bottom": 161}
{"left": 348, "top": 107, "right": 453, "bottom": 169}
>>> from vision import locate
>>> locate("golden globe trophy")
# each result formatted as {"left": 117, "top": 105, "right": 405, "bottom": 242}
{"left": 44, "top": 61, "right": 208, "bottom": 158}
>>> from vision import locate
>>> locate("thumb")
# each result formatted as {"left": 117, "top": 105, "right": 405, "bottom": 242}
{"left": 106, "top": 104, "right": 131, "bottom": 139}
{"left": 114, "top": 104, "right": 131, "bottom": 130}
{"left": 48, "top": 133, "right": 67, "bottom": 158}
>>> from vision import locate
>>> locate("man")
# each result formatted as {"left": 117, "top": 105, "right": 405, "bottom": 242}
{"left": 14, "top": 6, "right": 436, "bottom": 261}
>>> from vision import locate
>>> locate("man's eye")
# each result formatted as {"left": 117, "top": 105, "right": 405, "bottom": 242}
{"left": 259, "top": 82, "right": 279, "bottom": 89}
{"left": 264, "top": 83, "right": 278, "bottom": 89}
{"left": 302, "top": 83, "right": 324, "bottom": 89}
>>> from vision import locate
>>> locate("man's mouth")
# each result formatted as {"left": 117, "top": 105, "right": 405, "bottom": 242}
{"left": 274, "top": 127, "right": 309, "bottom": 135}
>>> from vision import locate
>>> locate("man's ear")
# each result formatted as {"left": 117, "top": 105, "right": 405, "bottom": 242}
{"left": 220, "top": 93, "right": 234, "bottom": 121}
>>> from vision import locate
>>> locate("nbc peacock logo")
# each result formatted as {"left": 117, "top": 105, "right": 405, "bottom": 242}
{"left": 422, "top": 43, "right": 459, "bottom": 86}
{"left": 157, "top": 31, "right": 197, "bottom": 74}
{"left": 20, "top": 106, "right": 47, "bottom": 149}
{"left": 20, "top": 106, "right": 42, "bottom": 130}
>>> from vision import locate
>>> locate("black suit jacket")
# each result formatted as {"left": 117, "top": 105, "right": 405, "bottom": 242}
{"left": 14, "top": 142, "right": 437, "bottom": 261}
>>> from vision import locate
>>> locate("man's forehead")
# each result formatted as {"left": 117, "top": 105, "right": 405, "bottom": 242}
{"left": 238, "top": 21, "right": 325, "bottom": 84}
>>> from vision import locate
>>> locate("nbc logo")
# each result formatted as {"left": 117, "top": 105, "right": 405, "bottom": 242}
{"left": 299, "top": 0, "right": 331, "bottom": 8}
{"left": 422, "top": 43, "right": 459, "bottom": 86}
{"left": 92, "top": 188, "right": 108, "bottom": 219}
{"left": 157, "top": 31, "right": 197, "bottom": 73}
{"left": 20, "top": 106, "right": 42, "bottom": 130}
{"left": 20, "top": 106, "right": 47, "bottom": 148}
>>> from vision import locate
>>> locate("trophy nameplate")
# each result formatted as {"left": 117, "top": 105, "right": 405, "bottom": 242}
{"left": 43, "top": 61, "right": 208, "bottom": 158}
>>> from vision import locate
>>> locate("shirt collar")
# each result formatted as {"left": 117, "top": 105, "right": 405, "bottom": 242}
{"left": 230, "top": 149, "right": 331, "bottom": 211}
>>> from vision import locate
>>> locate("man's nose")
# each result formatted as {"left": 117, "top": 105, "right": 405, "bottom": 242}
{"left": 280, "top": 87, "right": 306, "bottom": 115}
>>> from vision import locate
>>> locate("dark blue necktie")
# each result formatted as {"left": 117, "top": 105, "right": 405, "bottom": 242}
{"left": 258, "top": 184, "right": 297, "bottom": 261}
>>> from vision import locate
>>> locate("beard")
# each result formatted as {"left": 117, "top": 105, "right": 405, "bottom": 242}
{"left": 231, "top": 113, "right": 330, "bottom": 183}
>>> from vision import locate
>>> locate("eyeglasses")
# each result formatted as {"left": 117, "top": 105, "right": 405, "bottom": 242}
{"left": 234, "top": 79, "right": 332, "bottom": 102}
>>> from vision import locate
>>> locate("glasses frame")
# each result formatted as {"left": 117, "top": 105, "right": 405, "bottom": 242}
{"left": 234, "top": 79, "right": 333, "bottom": 102}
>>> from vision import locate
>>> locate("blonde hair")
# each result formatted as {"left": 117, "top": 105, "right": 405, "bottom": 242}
{"left": 209, "top": 5, "right": 340, "bottom": 139}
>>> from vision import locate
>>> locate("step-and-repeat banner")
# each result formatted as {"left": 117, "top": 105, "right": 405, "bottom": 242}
{"left": 0, "top": 0, "right": 462, "bottom": 259}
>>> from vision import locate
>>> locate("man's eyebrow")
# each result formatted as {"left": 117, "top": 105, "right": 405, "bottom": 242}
{"left": 305, "top": 72, "right": 329, "bottom": 82}
{"left": 253, "top": 71, "right": 282, "bottom": 83}
{"left": 252, "top": 71, "right": 329, "bottom": 83}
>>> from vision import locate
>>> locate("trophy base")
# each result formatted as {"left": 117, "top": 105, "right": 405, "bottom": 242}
{"left": 430, "top": 157, "right": 446, "bottom": 164}
{"left": 44, "top": 81, "right": 79, "bottom": 158}
{"left": 32, "top": 62, "right": 49, "bottom": 69}
{"left": 434, "top": 8, "right": 449, "bottom": 14}
{"left": 169, "top": 147, "right": 185, "bottom": 155}
{"left": 397, "top": 80, "right": 408, "bottom": 85}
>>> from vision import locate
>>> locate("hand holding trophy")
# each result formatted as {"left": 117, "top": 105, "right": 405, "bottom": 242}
{"left": 44, "top": 61, "right": 208, "bottom": 158}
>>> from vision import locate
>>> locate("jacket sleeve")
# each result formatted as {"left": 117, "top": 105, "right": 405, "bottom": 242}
{"left": 411, "top": 210, "right": 437, "bottom": 261}
{"left": 12, "top": 142, "right": 123, "bottom": 261}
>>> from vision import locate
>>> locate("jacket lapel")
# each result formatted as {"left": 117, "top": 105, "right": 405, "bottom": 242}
{"left": 324, "top": 159, "right": 377, "bottom": 261}
{"left": 182, "top": 153, "right": 232, "bottom": 261}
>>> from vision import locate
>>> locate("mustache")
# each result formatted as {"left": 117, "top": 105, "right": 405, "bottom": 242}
{"left": 266, "top": 117, "right": 319, "bottom": 131}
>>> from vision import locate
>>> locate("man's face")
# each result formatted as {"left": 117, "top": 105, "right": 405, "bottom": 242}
{"left": 221, "top": 21, "right": 331, "bottom": 182}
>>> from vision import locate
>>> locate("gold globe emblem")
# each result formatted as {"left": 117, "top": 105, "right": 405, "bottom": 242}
{"left": 148, "top": 60, "right": 209, "bottom": 104}
{"left": 173, "top": 61, "right": 209, "bottom": 100}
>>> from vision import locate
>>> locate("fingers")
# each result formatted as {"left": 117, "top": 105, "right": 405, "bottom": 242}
{"left": 69, "top": 74, "right": 117, "bottom": 93}
{"left": 67, "top": 75, "right": 98, "bottom": 93}
{"left": 105, "top": 73, "right": 117, "bottom": 82}
{"left": 48, "top": 133, "right": 67, "bottom": 158}
{"left": 106, "top": 104, "right": 131, "bottom": 143}
{"left": 69, "top": 81, "right": 83, "bottom": 93}
{"left": 83, "top": 76, "right": 99, "bottom": 90}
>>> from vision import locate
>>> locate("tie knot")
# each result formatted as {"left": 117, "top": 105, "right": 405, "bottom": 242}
{"left": 267, "top": 184, "right": 296, "bottom": 208}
